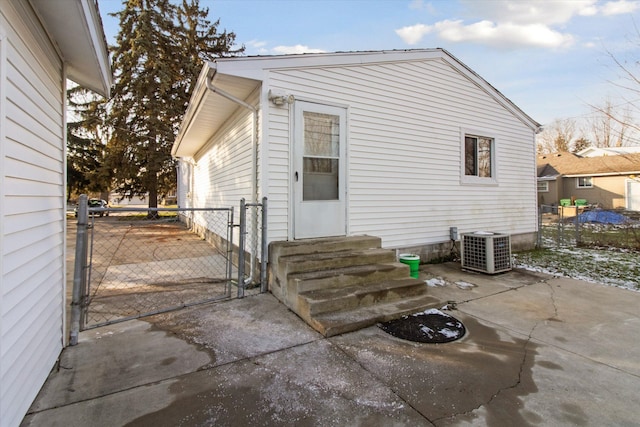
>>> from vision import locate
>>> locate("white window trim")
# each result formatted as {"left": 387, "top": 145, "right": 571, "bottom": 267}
{"left": 576, "top": 176, "right": 593, "bottom": 188}
{"left": 537, "top": 181, "right": 549, "bottom": 192}
{"left": 460, "top": 129, "right": 498, "bottom": 185}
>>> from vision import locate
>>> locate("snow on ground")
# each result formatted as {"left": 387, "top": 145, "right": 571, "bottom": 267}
{"left": 425, "top": 277, "right": 447, "bottom": 287}
{"left": 513, "top": 246, "right": 639, "bottom": 292}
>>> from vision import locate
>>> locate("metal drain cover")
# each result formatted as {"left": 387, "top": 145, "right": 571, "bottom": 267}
{"left": 379, "top": 308, "right": 466, "bottom": 343}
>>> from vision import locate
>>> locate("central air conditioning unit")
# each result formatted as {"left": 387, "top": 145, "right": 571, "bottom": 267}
{"left": 461, "top": 232, "right": 512, "bottom": 274}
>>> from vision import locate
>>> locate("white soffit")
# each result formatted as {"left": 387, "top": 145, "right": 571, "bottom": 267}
{"left": 173, "top": 70, "right": 260, "bottom": 158}
{"left": 30, "top": 0, "right": 112, "bottom": 96}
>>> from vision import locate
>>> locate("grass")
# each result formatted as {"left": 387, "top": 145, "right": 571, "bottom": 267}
{"left": 514, "top": 246, "right": 640, "bottom": 291}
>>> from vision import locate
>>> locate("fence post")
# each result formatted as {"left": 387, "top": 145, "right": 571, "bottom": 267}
{"left": 70, "top": 194, "right": 89, "bottom": 345}
{"left": 237, "top": 198, "right": 246, "bottom": 298}
{"left": 227, "top": 207, "right": 234, "bottom": 298}
{"left": 537, "top": 205, "right": 543, "bottom": 248}
{"left": 260, "top": 197, "right": 268, "bottom": 293}
{"left": 557, "top": 207, "right": 563, "bottom": 247}
{"left": 574, "top": 209, "right": 581, "bottom": 246}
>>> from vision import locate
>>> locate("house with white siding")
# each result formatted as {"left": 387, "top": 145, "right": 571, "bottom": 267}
{"left": 0, "top": 1, "right": 111, "bottom": 426}
{"left": 173, "top": 49, "right": 540, "bottom": 260}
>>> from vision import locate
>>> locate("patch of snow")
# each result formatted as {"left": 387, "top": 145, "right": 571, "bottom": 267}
{"left": 455, "top": 281, "right": 476, "bottom": 289}
{"left": 419, "top": 326, "right": 434, "bottom": 338}
{"left": 425, "top": 277, "right": 447, "bottom": 287}
{"left": 439, "top": 328, "right": 461, "bottom": 339}
{"left": 422, "top": 308, "right": 445, "bottom": 316}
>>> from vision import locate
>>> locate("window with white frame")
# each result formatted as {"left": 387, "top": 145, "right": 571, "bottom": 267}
{"left": 464, "top": 134, "right": 494, "bottom": 179}
{"left": 577, "top": 177, "right": 593, "bottom": 188}
{"left": 537, "top": 181, "right": 549, "bottom": 192}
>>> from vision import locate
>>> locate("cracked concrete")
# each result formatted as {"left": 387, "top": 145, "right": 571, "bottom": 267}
{"left": 23, "top": 262, "right": 640, "bottom": 426}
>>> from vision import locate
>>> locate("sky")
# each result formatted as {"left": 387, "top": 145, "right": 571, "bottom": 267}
{"left": 97, "top": 0, "right": 640, "bottom": 129}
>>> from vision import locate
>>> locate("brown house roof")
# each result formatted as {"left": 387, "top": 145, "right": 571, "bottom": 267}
{"left": 537, "top": 152, "right": 640, "bottom": 178}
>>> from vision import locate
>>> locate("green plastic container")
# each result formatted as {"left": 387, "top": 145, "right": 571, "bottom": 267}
{"left": 575, "top": 199, "right": 588, "bottom": 206}
{"left": 399, "top": 254, "right": 420, "bottom": 279}
{"left": 560, "top": 199, "right": 571, "bottom": 207}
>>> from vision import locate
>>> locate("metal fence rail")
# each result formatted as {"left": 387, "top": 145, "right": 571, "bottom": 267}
{"left": 537, "top": 204, "right": 640, "bottom": 250}
{"left": 70, "top": 195, "right": 269, "bottom": 345}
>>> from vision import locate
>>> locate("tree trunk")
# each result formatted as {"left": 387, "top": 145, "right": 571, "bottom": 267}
{"left": 147, "top": 172, "right": 159, "bottom": 220}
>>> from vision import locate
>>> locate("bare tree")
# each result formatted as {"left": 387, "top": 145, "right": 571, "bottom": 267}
{"left": 536, "top": 118, "right": 577, "bottom": 154}
{"left": 589, "top": 99, "right": 636, "bottom": 147}
{"left": 587, "top": 24, "right": 640, "bottom": 146}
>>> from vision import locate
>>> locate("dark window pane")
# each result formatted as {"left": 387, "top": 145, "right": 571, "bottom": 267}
{"left": 465, "top": 136, "right": 476, "bottom": 176}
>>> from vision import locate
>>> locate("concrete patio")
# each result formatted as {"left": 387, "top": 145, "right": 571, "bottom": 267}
{"left": 23, "top": 263, "right": 640, "bottom": 426}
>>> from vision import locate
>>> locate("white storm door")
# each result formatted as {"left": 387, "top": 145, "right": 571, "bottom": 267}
{"left": 293, "top": 101, "right": 346, "bottom": 239}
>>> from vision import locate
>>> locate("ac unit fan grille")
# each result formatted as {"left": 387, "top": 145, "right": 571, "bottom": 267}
{"left": 462, "top": 235, "right": 488, "bottom": 271}
{"left": 461, "top": 233, "right": 511, "bottom": 274}
{"left": 492, "top": 236, "right": 511, "bottom": 271}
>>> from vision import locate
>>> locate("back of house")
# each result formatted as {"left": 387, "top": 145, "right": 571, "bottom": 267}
{"left": 173, "top": 49, "right": 540, "bottom": 259}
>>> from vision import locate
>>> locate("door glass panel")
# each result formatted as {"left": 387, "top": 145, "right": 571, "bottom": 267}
{"left": 303, "top": 158, "right": 339, "bottom": 200}
{"left": 302, "top": 111, "right": 340, "bottom": 201}
{"left": 304, "top": 112, "right": 339, "bottom": 157}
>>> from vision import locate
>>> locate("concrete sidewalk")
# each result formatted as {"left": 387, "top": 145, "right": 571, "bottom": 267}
{"left": 23, "top": 263, "right": 640, "bottom": 426}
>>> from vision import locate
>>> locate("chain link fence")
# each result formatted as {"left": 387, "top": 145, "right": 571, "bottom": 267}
{"left": 537, "top": 204, "right": 640, "bottom": 250}
{"left": 69, "top": 195, "right": 268, "bottom": 343}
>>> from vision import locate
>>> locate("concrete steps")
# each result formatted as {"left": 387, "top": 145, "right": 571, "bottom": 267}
{"left": 269, "top": 236, "right": 438, "bottom": 337}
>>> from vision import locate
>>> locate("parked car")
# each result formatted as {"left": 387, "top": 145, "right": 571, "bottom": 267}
{"left": 74, "top": 198, "right": 109, "bottom": 217}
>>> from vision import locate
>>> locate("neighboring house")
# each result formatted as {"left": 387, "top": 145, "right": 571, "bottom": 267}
{"left": 173, "top": 49, "right": 540, "bottom": 260}
{"left": 537, "top": 152, "right": 640, "bottom": 210}
{"left": 576, "top": 146, "right": 640, "bottom": 157}
{"left": 0, "top": 1, "right": 111, "bottom": 426}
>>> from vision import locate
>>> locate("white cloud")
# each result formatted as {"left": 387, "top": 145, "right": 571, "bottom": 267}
{"left": 397, "top": 19, "right": 574, "bottom": 49}
{"left": 243, "top": 41, "right": 325, "bottom": 56}
{"left": 435, "top": 19, "right": 574, "bottom": 49}
{"left": 460, "top": 0, "right": 597, "bottom": 25}
{"left": 395, "top": 24, "right": 433, "bottom": 45}
{"left": 272, "top": 45, "right": 325, "bottom": 55}
{"left": 579, "top": 5, "right": 599, "bottom": 16}
{"left": 244, "top": 40, "right": 269, "bottom": 54}
{"left": 396, "top": 0, "right": 598, "bottom": 49}
{"left": 601, "top": 0, "right": 640, "bottom": 15}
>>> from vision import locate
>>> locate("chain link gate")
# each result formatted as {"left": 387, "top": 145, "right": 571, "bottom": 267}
{"left": 70, "top": 195, "right": 266, "bottom": 345}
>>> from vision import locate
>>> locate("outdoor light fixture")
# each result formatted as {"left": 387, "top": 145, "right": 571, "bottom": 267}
{"left": 268, "top": 89, "right": 294, "bottom": 106}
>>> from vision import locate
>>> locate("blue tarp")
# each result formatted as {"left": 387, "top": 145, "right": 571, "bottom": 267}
{"left": 577, "top": 210, "right": 631, "bottom": 224}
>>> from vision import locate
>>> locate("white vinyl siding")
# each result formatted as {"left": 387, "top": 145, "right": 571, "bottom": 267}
{"left": 265, "top": 101, "right": 292, "bottom": 240}
{"left": 191, "top": 90, "right": 260, "bottom": 246}
{"left": 176, "top": 160, "right": 192, "bottom": 209}
{"left": 266, "top": 58, "right": 536, "bottom": 247}
{"left": 1, "top": 3, "right": 65, "bottom": 426}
